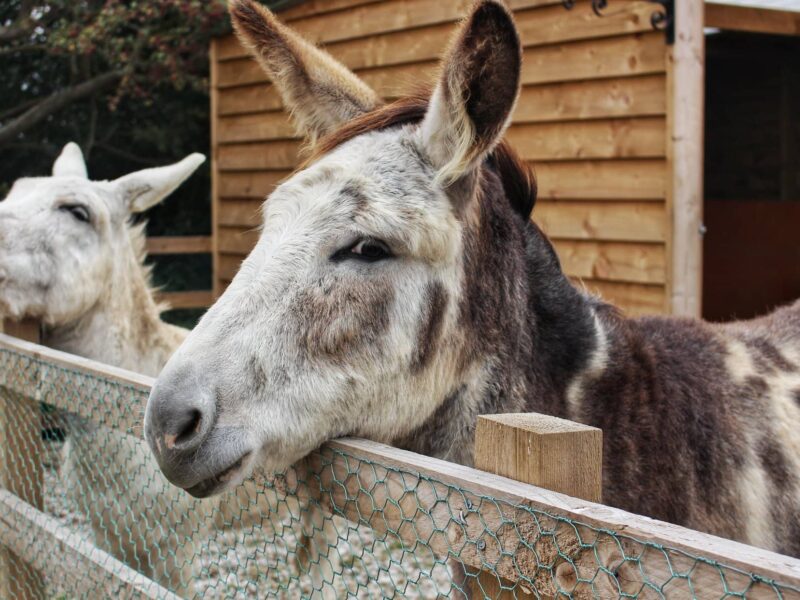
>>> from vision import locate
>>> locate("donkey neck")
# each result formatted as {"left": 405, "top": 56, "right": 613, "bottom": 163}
{"left": 43, "top": 237, "right": 186, "bottom": 377}
{"left": 397, "top": 171, "right": 602, "bottom": 465}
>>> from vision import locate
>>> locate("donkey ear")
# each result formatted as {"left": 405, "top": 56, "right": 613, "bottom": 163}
{"left": 420, "top": 0, "right": 521, "bottom": 184}
{"left": 52, "top": 142, "right": 88, "bottom": 179}
{"left": 229, "top": 0, "right": 381, "bottom": 142}
{"left": 114, "top": 154, "right": 205, "bottom": 214}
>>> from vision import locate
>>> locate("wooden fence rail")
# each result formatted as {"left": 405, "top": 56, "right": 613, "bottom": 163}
{"left": 0, "top": 491, "right": 179, "bottom": 600}
{"left": 145, "top": 235, "right": 214, "bottom": 310}
{"left": 0, "top": 332, "right": 799, "bottom": 598}
{"left": 145, "top": 236, "right": 212, "bottom": 255}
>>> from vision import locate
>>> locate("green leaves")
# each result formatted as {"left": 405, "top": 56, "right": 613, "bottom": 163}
{"left": 1, "top": 0, "right": 230, "bottom": 123}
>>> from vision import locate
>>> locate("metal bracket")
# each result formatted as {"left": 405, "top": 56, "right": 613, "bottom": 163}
{"left": 561, "top": 0, "right": 675, "bottom": 44}
{"left": 649, "top": 0, "right": 675, "bottom": 44}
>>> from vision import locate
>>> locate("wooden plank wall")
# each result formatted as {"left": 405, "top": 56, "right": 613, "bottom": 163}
{"left": 211, "top": 0, "right": 669, "bottom": 315}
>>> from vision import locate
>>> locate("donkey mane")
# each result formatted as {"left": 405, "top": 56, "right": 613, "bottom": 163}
{"left": 307, "top": 89, "right": 538, "bottom": 220}
{"left": 127, "top": 219, "right": 171, "bottom": 316}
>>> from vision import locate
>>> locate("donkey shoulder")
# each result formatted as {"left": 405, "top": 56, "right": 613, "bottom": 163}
{"left": 592, "top": 301, "right": 800, "bottom": 551}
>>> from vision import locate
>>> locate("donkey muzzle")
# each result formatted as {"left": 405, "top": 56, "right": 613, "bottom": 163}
{"left": 145, "top": 364, "right": 252, "bottom": 497}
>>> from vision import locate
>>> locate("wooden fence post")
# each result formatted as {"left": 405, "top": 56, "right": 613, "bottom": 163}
{"left": 471, "top": 413, "right": 602, "bottom": 599}
{"left": 0, "top": 318, "right": 45, "bottom": 599}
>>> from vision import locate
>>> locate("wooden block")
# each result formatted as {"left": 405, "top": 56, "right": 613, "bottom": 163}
{"left": 474, "top": 413, "right": 602, "bottom": 504}
{"left": 472, "top": 413, "right": 602, "bottom": 598}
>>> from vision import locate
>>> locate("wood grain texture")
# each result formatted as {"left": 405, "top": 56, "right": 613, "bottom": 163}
{"left": 218, "top": 198, "right": 263, "bottom": 227}
{"left": 535, "top": 159, "right": 666, "bottom": 200}
{"left": 508, "top": 117, "right": 665, "bottom": 161}
{"left": 475, "top": 413, "right": 603, "bottom": 503}
{"left": 553, "top": 240, "right": 666, "bottom": 284}
{"left": 218, "top": 111, "right": 298, "bottom": 144}
{"left": 219, "top": 170, "right": 290, "bottom": 198}
{"left": 277, "top": 0, "right": 385, "bottom": 24}
{"left": 218, "top": 115, "right": 666, "bottom": 159}
{"left": 218, "top": 140, "right": 302, "bottom": 171}
{"left": 578, "top": 279, "right": 666, "bottom": 316}
{"left": 535, "top": 201, "right": 666, "bottom": 243}
{"left": 472, "top": 413, "right": 602, "bottom": 597}
{"left": 513, "top": 75, "right": 666, "bottom": 123}
{"left": 666, "top": 0, "right": 704, "bottom": 317}
{"left": 145, "top": 236, "right": 211, "bottom": 255}
{"left": 705, "top": 2, "right": 800, "bottom": 36}
{"left": 520, "top": 32, "right": 666, "bottom": 86}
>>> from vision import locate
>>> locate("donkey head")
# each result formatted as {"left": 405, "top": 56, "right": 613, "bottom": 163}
{"left": 0, "top": 143, "right": 205, "bottom": 326}
{"left": 146, "top": 0, "right": 525, "bottom": 497}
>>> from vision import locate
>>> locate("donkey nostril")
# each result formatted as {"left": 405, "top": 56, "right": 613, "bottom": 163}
{"left": 168, "top": 408, "right": 205, "bottom": 450}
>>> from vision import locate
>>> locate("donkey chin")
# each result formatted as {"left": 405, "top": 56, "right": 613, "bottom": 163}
{"left": 147, "top": 425, "right": 258, "bottom": 498}
{"left": 144, "top": 376, "right": 261, "bottom": 498}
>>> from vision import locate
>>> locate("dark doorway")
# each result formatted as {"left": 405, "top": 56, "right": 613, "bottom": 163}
{"left": 703, "top": 31, "right": 800, "bottom": 322}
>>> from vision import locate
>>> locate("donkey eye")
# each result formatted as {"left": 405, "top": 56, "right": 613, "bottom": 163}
{"left": 60, "top": 204, "right": 90, "bottom": 223}
{"left": 333, "top": 238, "right": 393, "bottom": 263}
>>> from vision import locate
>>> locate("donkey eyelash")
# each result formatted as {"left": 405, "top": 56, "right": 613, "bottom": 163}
{"left": 58, "top": 203, "right": 91, "bottom": 224}
{"left": 331, "top": 238, "right": 393, "bottom": 263}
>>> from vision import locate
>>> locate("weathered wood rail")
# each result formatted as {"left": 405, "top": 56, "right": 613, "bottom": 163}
{"left": 145, "top": 235, "right": 214, "bottom": 310}
{"left": 0, "top": 332, "right": 799, "bottom": 599}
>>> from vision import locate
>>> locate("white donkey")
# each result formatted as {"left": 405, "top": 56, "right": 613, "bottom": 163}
{"left": 0, "top": 143, "right": 204, "bottom": 592}
{"left": 0, "top": 144, "right": 333, "bottom": 596}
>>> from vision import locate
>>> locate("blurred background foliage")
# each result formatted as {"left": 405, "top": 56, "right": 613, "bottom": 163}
{"left": 0, "top": 0, "right": 231, "bottom": 327}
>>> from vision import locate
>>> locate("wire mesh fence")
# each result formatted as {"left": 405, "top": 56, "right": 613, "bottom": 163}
{"left": 1, "top": 336, "right": 800, "bottom": 599}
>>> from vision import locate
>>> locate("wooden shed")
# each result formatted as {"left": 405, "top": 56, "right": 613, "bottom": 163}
{"left": 209, "top": 0, "right": 800, "bottom": 319}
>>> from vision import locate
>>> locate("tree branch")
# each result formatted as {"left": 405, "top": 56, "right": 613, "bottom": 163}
{"left": 0, "top": 97, "right": 40, "bottom": 122}
{"left": 0, "top": 43, "right": 48, "bottom": 57}
{"left": 0, "top": 0, "right": 37, "bottom": 44}
{"left": 0, "top": 141, "right": 59, "bottom": 156}
{"left": 0, "top": 70, "right": 124, "bottom": 147}
{"left": 94, "top": 142, "right": 165, "bottom": 167}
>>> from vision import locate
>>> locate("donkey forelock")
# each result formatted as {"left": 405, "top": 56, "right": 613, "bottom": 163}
{"left": 305, "top": 89, "right": 538, "bottom": 221}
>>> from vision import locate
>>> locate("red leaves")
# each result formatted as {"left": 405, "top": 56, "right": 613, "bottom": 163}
{"left": 41, "top": 0, "right": 229, "bottom": 103}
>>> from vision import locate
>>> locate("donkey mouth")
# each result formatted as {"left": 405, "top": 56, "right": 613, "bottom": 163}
{"left": 184, "top": 452, "right": 251, "bottom": 498}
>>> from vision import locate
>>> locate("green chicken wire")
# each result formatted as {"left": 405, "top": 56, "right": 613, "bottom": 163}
{"left": 0, "top": 346, "right": 799, "bottom": 599}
